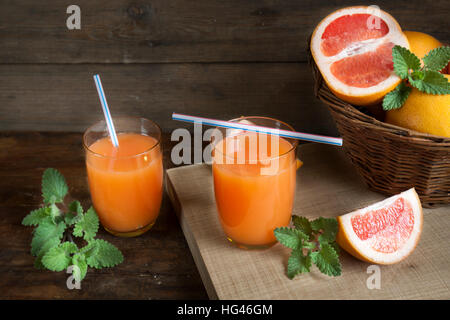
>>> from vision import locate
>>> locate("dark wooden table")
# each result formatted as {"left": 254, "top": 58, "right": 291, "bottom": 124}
{"left": 0, "top": 131, "right": 208, "bottom": 299}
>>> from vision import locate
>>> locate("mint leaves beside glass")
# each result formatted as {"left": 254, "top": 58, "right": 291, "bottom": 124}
{"left": 274, "top": 216, "right": 341, "bottom": 279}
{"left": 22, "top": 168, "right": 123, "bottom": 282}
{"left": 383, "top": 45, "right": 450, "bottom": 111}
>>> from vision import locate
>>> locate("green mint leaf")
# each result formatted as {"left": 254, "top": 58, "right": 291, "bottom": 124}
{"left": 274, "top": 227, "right": 308, "bottom": 250}
{"left": 61, "top": 241, "right": 78, "bottom": 253}
{"left": 73, "top": 207, "right": 99, "bottom": 241}
{"left": 31, "top": 217, "right": 66, "bottom": 256}
{"left": 34, "top": 237, "right": 61, "bottom": 269}
{"left": 330, "top": 241, "right": 340, "bottom": 255}
{"left": 310, "top": 217, "right": 338, "bottom": 244}
{"left": 65, "top": 200, "right": 83, "bottom": 226}
{"left": 80, "top": 241, "right": 100, "bottom": 259}
{"left": 287, "top": 249, "right": 311, "bottom": 279}
{"left": 42, "top": 242, "right": 78, "bottom": 272}
{"left": 311, "top": 243, "right": 342, "bottom": 277}
{"left": 292, "top": 216, "right": 312, "bottom": 236}
{"left": 411, "top": 70, "right": 425, "bottom": 80}
{"left": 22, "top": 207, "right": 50, "bottom": 226}
{"left": 86, "top": 239, "right": 124, "bottom": 269}
{"left": 64, "top": 213, "right": 77, "bottom": 226}
{"left": 409, "top": 70, "right": 450, "bottom": 95}
{"left": 49, "top": 203, "right": 61, "bottom": 222}
{"left": 68, "top": 200, "right": 83, "bottom": 215}
{"left": 72, "top": 253, "right": 88, "bottom": 281}
{"left": 423, "top": 46, "right": 450, "bottom": 72}
{"left": 302, "top": 241, "right": 317, "bottom": 250}
{"left": 392, "top": 46, "right": 421, "bottom": 79}
{"left": 41, "top": 168, "right": 68, "bottom": 204}
{"left": 382, "top": 82, "right": 412, "bottom": 111}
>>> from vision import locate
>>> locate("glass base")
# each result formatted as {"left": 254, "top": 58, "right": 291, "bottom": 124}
{"left": 104, "top": 220, "right": 155, "bottom": 238}
{"left": 226, "top": 236, "right": 277, "bottom": 250}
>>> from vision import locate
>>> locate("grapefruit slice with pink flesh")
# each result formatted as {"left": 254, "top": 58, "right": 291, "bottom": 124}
{"left": 310, "top": 6, "right": 410, "bottom": 106}
{"left": 337, "top": 188, "right": 423, "bottom": 265}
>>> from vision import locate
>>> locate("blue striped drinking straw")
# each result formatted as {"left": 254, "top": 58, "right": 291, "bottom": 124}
{"left": 93, "top": 74, "right": 119, "bottom": 148}
{"left": 172, "top": 113, "right": 343, "bottom": 146}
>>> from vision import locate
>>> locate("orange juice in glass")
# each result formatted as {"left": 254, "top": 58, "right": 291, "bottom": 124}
{"left": 212, "top": 117, "right": 298, "bottom": 249}
{"left": 83, "top": 117, "right": 163, "bottom": 237}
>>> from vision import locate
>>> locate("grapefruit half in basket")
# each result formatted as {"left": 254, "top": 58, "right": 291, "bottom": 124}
{"left": 336, "top": 188, "right": 423, "bottom": 264}
{"left": 310, "top": 6, "right": 410, "bottom": 106}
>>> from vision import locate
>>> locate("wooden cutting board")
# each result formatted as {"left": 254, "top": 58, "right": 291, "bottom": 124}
{"left": 166, "top": 143, "right": 450, "bottom": 300}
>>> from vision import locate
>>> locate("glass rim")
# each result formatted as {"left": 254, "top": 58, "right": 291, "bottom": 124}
{"left": 82, "top": 116, "right": 162, "bottom": 160}
{"left": 212, "top": 116, "right": 299, "bottom": 162}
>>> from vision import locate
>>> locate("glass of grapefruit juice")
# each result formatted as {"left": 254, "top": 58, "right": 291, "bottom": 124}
{"left": 212, "top": 117, "right": 298, "bottom": 249}
{"left": 83, "top": 117, "right": 163, "bottom": 237}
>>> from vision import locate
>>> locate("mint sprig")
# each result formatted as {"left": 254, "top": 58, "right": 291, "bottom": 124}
{"left": 383, "top": 45, "right": 450, "bottom": 111}
{"left": 274, "top": 216, "right": 341, "bottom": 279}
{"left": 22, "top": 168, "right": 124, "bottom": 281}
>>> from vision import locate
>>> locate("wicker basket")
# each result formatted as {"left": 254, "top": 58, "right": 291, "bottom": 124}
{"left": 307, "top": 46, "right": 450, "bottom": 208}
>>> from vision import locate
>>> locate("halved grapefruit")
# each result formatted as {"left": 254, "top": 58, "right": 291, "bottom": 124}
{"left": 336, "top": 188, "right": 423, "bottom": 264}
{"left": 310, "top": 6, "right": 410, "bottom": 106}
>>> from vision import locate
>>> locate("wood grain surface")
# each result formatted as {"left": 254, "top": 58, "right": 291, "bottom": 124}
{"left": 0, "top": 63, "right": 337, "bottom": 135}
{"left": 167, "top": 143, "right": 450, "bottom": 300}
{"left": 0, "top": 131, "right": 208, "bottom": 299}
{"left": 0, "top": 0, "right": 448, "bottom": 63}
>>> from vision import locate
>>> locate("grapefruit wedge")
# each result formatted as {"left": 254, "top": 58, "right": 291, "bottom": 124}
{"left": 310, "top": 6, "right": 410, "bottom": 106}
{"left": 337, "top": 188, "right": 423, "bottom": 264}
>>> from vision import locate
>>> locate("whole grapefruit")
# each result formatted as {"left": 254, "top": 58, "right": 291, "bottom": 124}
{"left": 386, "top": 74, "right": 450, "bottom": 138}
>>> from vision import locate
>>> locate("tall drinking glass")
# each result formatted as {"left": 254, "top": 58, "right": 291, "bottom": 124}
{"left": 212, "top": 117, "right": 298, "bottom": 249}
{"left": 83, "top": 117, "right": 163, "bottom": 237}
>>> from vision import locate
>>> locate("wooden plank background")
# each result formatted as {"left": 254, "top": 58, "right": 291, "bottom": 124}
{"left": 0, "top": 0, "right": 448, "bottom": 133}
{"left": 0, "top": 0, "right": 448, "bottom": 63}
{"left": 0, "top": 64, "right": 337, "bottom": 134}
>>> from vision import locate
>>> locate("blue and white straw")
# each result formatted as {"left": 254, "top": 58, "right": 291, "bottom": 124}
{"left": 172, "top": 113, "right": 343, "bottom": 146}
{"left": 93, "top": 74, "right": 119, "bottom": 148}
